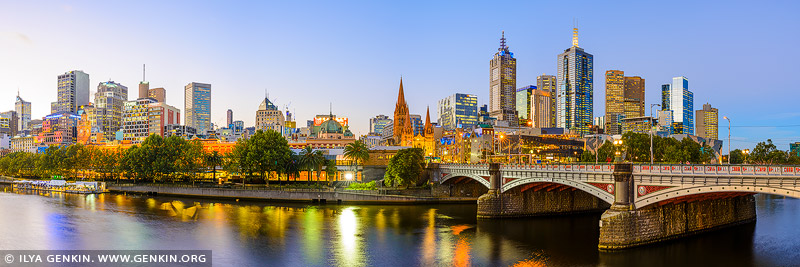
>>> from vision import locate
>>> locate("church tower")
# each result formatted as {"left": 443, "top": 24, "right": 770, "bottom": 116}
{"left": 393, "top": 78, "right": 413, "bottom": 146}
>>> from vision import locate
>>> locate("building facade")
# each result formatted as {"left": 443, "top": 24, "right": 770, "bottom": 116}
{"left": 226, "top": 109, "right": 233, "bottom": 127}
{"left": 184, "top": 82, "right": 211, "bottom": 135}
{"left": 515, "top": 85, "right": 536, "bottom": 123}
{"left": 36, "top": 112, "right": 81, "bottom": 146}
{"left": 122, "top": 98, "right": 157, "bottom": 142}
{"left": 489, "top": 31, "right": 518, "bottom": 126}
{"left": 695, "top": 103, "right": 718, "bottom": 140}
{"left": 255, "top": 97, "right": 284, "bottom": 133}
{"left": 369, "top": 115, "right": 391, "bottom": 135}
{"left": 604, "top": 70, "right": 645, "bottom": 135}
{"left": 148, "top": 102, "right": 181, "bottom": 137}
{"left": 56, "top": 70, "right": 90, "bottom": 113}
{"left": 15, "top": 92, "right": 31, "bottom": 132}
{"left": 530, "top": 89, "right": 552, "bottom": 128}
{"left": 148, "top": 88, "right": 166, "bottom": 103}
{"left": 393, "top": 78, "right": 413, "bottom": 146}
{"left": 537, "top": 74, "right": 558, "bottom": 128}
{"left": 437, "top": 93, "right": 478, "bottom": 131}
{"left": 93, "top": 81, "right": 128, "bottom": 142}
{"left": 556, "top": 28, "right": 593, "bottom": 135}
{"left": 662, "top": 77, "right": 694, "bottom": 134}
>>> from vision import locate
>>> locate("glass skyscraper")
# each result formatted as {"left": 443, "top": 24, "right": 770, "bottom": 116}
{"left": 437, "top": 93, "right": 478, "bottom": 131}
{"left": 369, "top": 115, "right": 392, "bottom": 134}
{"left": 662, "top": 77, "right": 694, "bottom": 135}
{"left": 556, "top": 28, "right": 593, "bottom": 136}
{"left": 56, "top": 70, "right": 90, "bottom": 113}
{"left": 93, "top": 81, "right": 129, "bottom": 141}
{"left": 185, "top": 82, "right": 212, "bottom": 135}
{"left": 516, "top": 85, "right": 536, "bottom": 122}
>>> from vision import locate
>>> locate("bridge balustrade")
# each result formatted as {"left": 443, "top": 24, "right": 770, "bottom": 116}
{"left": 442, "top": 163, "right": 800, "bottom": 177}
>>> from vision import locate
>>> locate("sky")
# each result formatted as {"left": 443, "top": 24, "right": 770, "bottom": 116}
{"left": 1, "top": 0, "right": 799, "bottom": 150}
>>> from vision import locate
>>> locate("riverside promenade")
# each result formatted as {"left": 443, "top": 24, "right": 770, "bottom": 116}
{"left": 107, "top": 184, "right": 477, "bottom": 204}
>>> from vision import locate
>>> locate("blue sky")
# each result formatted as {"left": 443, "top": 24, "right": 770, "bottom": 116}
{"left": 1, "top": 0, "right": 798, "bottom": 150}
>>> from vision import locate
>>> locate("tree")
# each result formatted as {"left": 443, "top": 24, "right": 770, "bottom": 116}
{"left": 205, "top": 151, "right": 222, "bottom": 183}
{"left": 299, "top": 145, "right": 325, "bottom": 184}
{"left": 730, "top": 149, "right": 744, "bottom": 164}
{"left": 246, "top": 130, "right": 292, "bottom": 185}
{"left": 751, "top": 139, "right": 779, "bottom": 164}
{"left": 344, "top": 140, "right": 369, "bottom": 173}
{"left": 384, "top": 148, "right": 425, "bottom": 187}
{"left": 324, "top": 159, "right": 338, "bottom": 182}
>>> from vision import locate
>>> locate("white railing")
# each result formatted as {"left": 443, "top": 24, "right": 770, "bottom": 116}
{"left": 440, "top": 164, "right": 800, "bottom": 177}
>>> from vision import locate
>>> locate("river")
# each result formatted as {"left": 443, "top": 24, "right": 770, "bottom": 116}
{"left": 0, "top": 185, "right": 798, "bottom": 266}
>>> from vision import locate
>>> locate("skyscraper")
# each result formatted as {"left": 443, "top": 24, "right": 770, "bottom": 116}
{"left": 184, "top": 82, "right": 211, "bottom": 135}
{"left": 139, "top": 64, "right": 149, "bottom": 99}
{"left": 437, "top": 93, "right": 478, "bottom": 131}
{"left": 255, "top": 96, "right": 284, "bottom": 133}
{"left": 93, "top": 81, "right": 128, "bottom": 141}
{"left": 556, "top": 27, "right": 593, "bottom": 135}
{"left": 696, "top": 103, "right": 718, "bottom": 140}
{"left": 148, "top": 88, "right": 166, "bottom": 103}
{"left": 604, "top": 70, "right": 625, "bottom": 135}
{"left": 489, "top": 31, "right": 518, "bottom": 126}
{"left": 662, "top": 77, "right": 694, "bottom": 134}
{"left": 56, "top": 70, "right": 90, "bottom": 113}
{"left": 537, "top": 74, "right": 557, "bottom": 127}
{"left": 530, "top": 89, "right": 552, "bottom": 128}
{"left": 226, "top": 109, "right": 233, "bottom": 127}
{"left": 516, "top": 85, "right": 536, "bottom": 122}
{"left": 623, "top": 76, "right": 645, "bottom": 119}
{"left": 15, "top": 91, "right": 31, "bottom": 132}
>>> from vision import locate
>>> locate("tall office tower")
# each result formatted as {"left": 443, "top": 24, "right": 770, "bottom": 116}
{"left": 623, "top": 76, "right": 645, "bottom": 119}
{"left": 437, "top": 93, "right": 478, "bottom": 131}
{"left": 139, "top": 64, "right": 149, "bottom": 99}
{"left": 56, "top": 70, "right": 90, "bottom": 113}
{"left": 489, "top": 31, "right": 518, "bottom": 126}
{"left": 604, "top": 70, "right": 625, "bottom": 135}
{"left": 15, "top": 91, "right": 31, "bottom": 132}
{"left": 662, "top": 77, "right": 694, "bottom": 134}
{"left": 93, "top": 81, "right": 129, "bottom": 142}
{"left": 226, "top": 109, "right": 233, "bottom": 127}
{"left": 369, "top": 115, "right": 392, "bottom": 134}
{"left": 695, "top": 103, "right": 718, "bottom": 140}
{"left": 537, "top": 74, "right": 558, "bottom": 127}
{"left": 516, "top": 85, "right": 536, "bottom": 122}
{"left": 556, "top": 27, "right": 593, "bottom": 135}
{"left": 0, "top": 111, "right": 18, "bottom": 137}
{"left": 148, "top": 102, "right": 181, "bottom": 137}
{"left": 255, "top": 96, "right": 284, "bottom": 133}
{"left": 657, "top": 110, "right": 674, "bottom": 134}
{"left": 184, "top": 82, "right": 212, "bottom": 135}
{"left": 123, "top": 98, "right": 157, "bottom": 142}
{"left": 148, "top": 88, "right": 166, "bottom": 103}
{"left": 410, "top": 114, "right": 423, "bottom": 136}
{"left": 530, "top": 89, "right": 552, "bottom": 128}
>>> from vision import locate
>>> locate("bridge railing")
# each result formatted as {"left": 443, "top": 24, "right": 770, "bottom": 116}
{"left": 440, "top": 163, "right": 800, "bottom": 177}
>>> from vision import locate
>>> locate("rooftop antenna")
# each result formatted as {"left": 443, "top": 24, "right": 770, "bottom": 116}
{"left": 572, "top": 19, "right": 579, "bottom": 48}
{"left": 142, "top": 64, "right": 146, "bottom": 81}
{"left": 499, "top": 30, "right": 507, "bottom": 51}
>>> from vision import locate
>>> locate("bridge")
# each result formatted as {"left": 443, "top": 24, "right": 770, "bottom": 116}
{"left": 430, "top": 163, "right": 800, "bottom": 250}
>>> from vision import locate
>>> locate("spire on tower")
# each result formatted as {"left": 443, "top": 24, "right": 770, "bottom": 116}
{"left": 143, "top": 64, "right": 146, "bottom": 81}
{"left": 499, "top": 31, "right": 507, "bottom": 51}
{"left": 572, "top": 27, "right": 579, "bottom": 47}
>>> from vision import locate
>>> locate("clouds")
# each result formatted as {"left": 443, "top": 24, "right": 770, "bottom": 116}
{"left": 0, "top": 32, "right": 33, "bottom": 45}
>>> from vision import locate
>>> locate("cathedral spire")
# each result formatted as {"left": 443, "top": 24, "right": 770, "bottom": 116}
{"left": 396, "top": 77, "right": 406, "bottom": 107}
{"left": 424, "top": 106, "right": 434, "bottom": 136}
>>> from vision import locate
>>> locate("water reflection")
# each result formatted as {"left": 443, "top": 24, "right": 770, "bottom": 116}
{"left": 1, "top": 185, "right": 800, "bottom": 266}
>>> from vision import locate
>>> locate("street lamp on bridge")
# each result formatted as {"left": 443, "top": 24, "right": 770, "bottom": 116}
{"left": 723, "top": 116, "right": 731, "bottom": 164}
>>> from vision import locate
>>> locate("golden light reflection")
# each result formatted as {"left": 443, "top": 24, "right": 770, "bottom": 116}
{"left": 335, "top": 207, "right": 364, "bottom": 267}
{"left": 453, "top": 238, "right": 471, "bottom": 267}
{"left": 146, "top": 198, "right": 156, "bottom": 210}
{"left": 450, "top": 225, "right": 472, "bottom": 236}
{"left": 302, "top": 207, "right": 323, "bottom": 265}
{"left": 421, "top": 208, "right": 437, "bottom": 266}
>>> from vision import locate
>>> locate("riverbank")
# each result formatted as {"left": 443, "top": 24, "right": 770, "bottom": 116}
{"left": 107, "top": 185, "right": 478, "bottom": 204}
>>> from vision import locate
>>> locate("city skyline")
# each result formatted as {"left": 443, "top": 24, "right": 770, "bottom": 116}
{"left": 1, "top": 1, "right": 799, "bottom": 150}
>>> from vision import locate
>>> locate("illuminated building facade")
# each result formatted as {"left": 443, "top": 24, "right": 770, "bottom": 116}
{"left": 411, "top": 107, "right": 435, "bottom": 157}
{"left": 624, "top": 76, "right": 645, "bottom": 119}
{"left": 10, "top": 136, "right": 35, "bottom": 153}
{"left": 393, "top": 78, "right": 413, "bottom": 146}
{"left": 537, "top": 74, "right": 558, "bottom": 127}
{"left": 489, "top": 31, "right": 518, "bottom": 126}
{"left": 662, "top": 77, "right": 694, "bottom": 134}
{"left": 122, "top": 98, "right": 156, "bottom": 142}
{"left": 438, "top": 93, "right": 478, "bottom": 131}
{"left": 621, "top": 116, "right": 651, "bottom": 134}
{"left": 15, "top": 92, "right": 31, "bottom": 132}
{"left": 255, "top": 97, "right": 284, "bottom": 133}
{"left": 604, "top": 70, "right": 624, "bottom": 134}
{"left": 56, "top": 70, "right": 90, "bottom": 113}
{"left": 184, "top": 82, "right": 211, "bottom": 135}
{"left": 148, "top": 102, "right": 181, "bottom": 137}
{"left": 93, "top": 81, "right": 128, "bottom": 141}
{"left": 37, "top": 112, "right": 81, "bottom": 146}
{"left": 515, "top": 86, "right": 535, "bottom": 123}
{"left": 695, "top": 103, "right": 718, "bottom": 140}
{"left": 0, "top": 111, "right": 17, "bottom": 137}
{"left": 556, "top": 27, "right": 593, "bottom": 135}
{"left": 530, "top": 89, "right": 552, "bottom": 128}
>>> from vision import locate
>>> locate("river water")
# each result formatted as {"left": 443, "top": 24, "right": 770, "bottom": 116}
{"left": 0, "top": 185, "right": 798, "bottom": 266}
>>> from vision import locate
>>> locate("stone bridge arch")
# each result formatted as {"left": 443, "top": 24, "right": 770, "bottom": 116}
{"left": 502, "top": 177, "right": 615, "bottom": 205}
{"left": 440, "top": 173, "right": 491, "bottom": 189}
{"left": 635, "top": 184, "right": 800, "bottom": 208}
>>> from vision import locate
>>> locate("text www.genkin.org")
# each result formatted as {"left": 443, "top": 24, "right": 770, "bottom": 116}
{"left": 1, "top": 250, "right": 211, "bottom": 266}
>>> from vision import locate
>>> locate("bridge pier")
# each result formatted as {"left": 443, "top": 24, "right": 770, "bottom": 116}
{"left": 598, "top": 163, "right": 757, "bottom": 250}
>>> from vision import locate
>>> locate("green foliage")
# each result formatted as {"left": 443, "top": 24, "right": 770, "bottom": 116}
{"left": 226, "top": 130, "right": 293, "bottom": 184}
{"left": 299, "top": 145, "right": 325, "bottom": 182}
{"left": 582, "top": 133, "right": 720, "bottom": 164}
{"left": 344, "top": 140, "right": 370, "bottom": 166}
{"left": 346, "top": 181, "right": 376, "bottom": 190}
{"left": 324, "top": 159, "right": 338, "bottom": 181}
{"left": 384, "top": 148, "right": 425, "bottom": 187}
{"left": 730, "top": 149, "right": 744, "bottom": 164}
{"left": 750, "top": 139, "right": 789, "bottom": 164}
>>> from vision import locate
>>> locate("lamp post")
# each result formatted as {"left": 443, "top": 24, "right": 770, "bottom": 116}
{"left": 613, "top": 139, "right": 624, "bottom": 162}
{"left": 743, "top": 149, "right": 750, "bottom": 164}
{"left": 723, "top": 116, "right": 731, "bottom": 164}
{"left": 650, "top": 104, "right": 661, "bottom": 165}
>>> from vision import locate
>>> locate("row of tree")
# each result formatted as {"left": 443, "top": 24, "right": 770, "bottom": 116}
{"left": 728, "top": 139, "right": 800, "bottom": 164}
{"left": 0, "top": 130, "right": 378, "bottom": 185}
